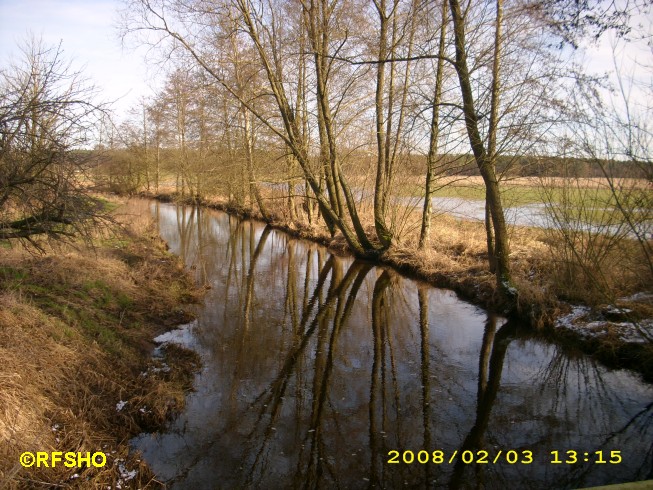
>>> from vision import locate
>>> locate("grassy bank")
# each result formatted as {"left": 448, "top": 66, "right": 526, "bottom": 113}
{"left": 0, "top": 207, "right": 202, "bottom": 488}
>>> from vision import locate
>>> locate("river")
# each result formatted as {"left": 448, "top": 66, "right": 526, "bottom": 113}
{"left": 127, "top": 200, "right": 653, "bottom": 489}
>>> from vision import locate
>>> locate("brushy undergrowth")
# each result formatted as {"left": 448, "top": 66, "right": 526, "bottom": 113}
{"left": 0, "top": 215, "right": 202, "bottom": 488}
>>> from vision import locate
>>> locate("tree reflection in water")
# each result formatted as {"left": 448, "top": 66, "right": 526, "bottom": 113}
{"left": 127, "top": 201, "right": 653, "bottom": 490}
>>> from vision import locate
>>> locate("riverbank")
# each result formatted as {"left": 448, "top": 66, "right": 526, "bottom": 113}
{"left": 147, "top": 190, "right": 653, "bottom": 381}
{"left": 0, "top": 209, "right": 203, "bottom": 488}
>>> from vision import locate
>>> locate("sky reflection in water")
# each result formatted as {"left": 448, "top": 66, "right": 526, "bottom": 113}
{"left": 129, "top": 201, "right": 653, "bottom": 489}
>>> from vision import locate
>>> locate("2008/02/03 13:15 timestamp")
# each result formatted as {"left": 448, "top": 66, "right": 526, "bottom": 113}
{"left": 386, "top": 450, "right": 623, "bottom": 465}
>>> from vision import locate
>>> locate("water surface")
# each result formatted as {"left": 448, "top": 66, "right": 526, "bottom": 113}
{"left": 129, "top": 201, "right": 653, "bottom": 489}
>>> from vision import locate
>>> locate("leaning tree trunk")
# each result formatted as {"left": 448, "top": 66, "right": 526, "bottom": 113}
{"left": 449, "top": 0, "right": 516, "bottom": 302}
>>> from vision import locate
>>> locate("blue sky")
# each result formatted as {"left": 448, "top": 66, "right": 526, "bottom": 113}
{"left": 0, "top": 0, "right": 153, "bottom": 118}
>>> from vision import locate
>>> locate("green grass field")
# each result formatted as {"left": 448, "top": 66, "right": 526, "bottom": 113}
{"left": 395, "top": 179, "right": 620, "bottom": 207}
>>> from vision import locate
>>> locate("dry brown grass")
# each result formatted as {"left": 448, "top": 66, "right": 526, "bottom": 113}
{"left": 211, "top": 184, "right": 646, "bottom": 320}
{"left": 0, "top": 216, "right": 201, "bottom": 488}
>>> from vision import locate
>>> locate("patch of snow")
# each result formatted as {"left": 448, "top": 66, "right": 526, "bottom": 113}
{"left": 603, "top": 305, "right": 632, "bottom": 315}
{"left": 501, "top": 280, "right": 518, "bottom": 297}
{"left": 615, "top": 319, "right": 653, "bottom": 344}
{"left": 117, "top": 461, "right": 137, "bottom": 482}
{"left": 141, "top": 361, "right": 172, "bottom": 378}
{"left": 153, "top": 320, "right": 198, "bottom": 347}
{"left": 555, "top": 306, "right": 591, "bottom": 329}
{"left": 620, "top": 292, "right": 653, "bottom": 303}
{"left": 147, "top": 363, "right": 171, "bottom": 374}
{"left": 556, "top": 304, "right": 653, "bottom": 344}
{"left": 116, "top": 400, "right": 127, "bottom": 412}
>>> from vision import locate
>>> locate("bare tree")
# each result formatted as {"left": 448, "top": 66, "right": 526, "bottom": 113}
{"left": 444, "top": 0, "right": 569, "bottom": 299}
{"left": 448, "top": 0, "right": 516, "bottom": 300}
{"left": 0, "top": 38, "right": 108, "bottom": 246}
{"left": 541, "top": 39, "right": 653, "bottom": 302}
{"left": 371, "top": 0, "right": 418, "bottom": 248}
{"left": 147, "top": 96, "right": 167, "bottom": 193}
{"left": 121, "top": 0, "right": 387, "bottom": 255}
{"left": 418, "top": 0, "right": 448, "bottom": 249}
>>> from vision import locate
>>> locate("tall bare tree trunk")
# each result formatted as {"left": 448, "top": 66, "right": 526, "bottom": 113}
{"left": 302, "top": 0, "right": 376, "bottom": 252}
{"left": 372, "top": 0, "right": 393, "bottom": 249}
{"left": 141, "top": 100, "right": 150, "bottom": 192}
{"left": 485, "top": 189, "right": 496, "bottom": 273}
{"left": 242, "top": 107, "right": 268, "bottom": 219}
{"left": 449, "top": 0, "right": 516, "bottom": 301}
{"left": 419, "top": 0, "right": 448, "bottom": 249}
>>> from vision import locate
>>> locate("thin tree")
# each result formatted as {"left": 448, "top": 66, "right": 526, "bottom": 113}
{"left": 449, "top": 0, "right": 515, "bottom": 299}
{"left": 419, "top": 0, "right": 448, "bottom": 249}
